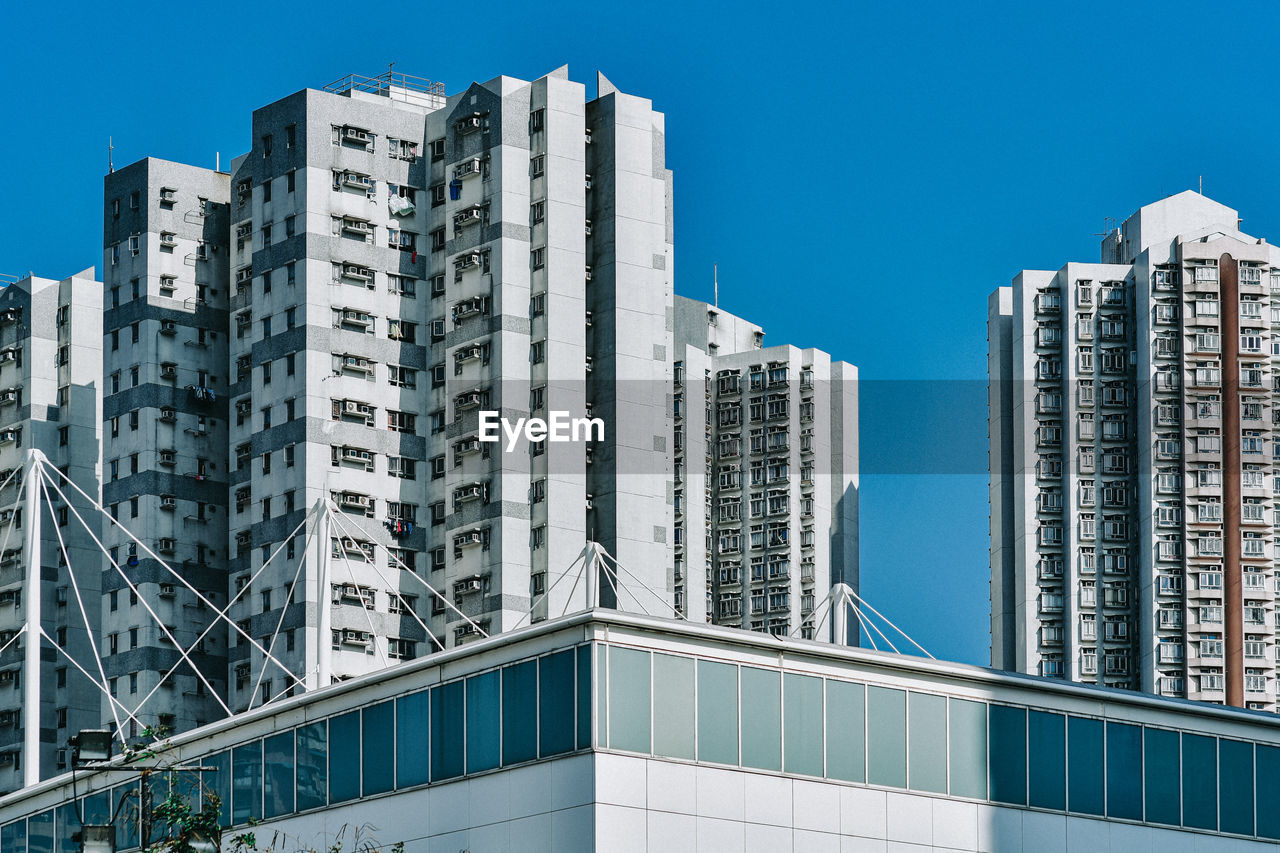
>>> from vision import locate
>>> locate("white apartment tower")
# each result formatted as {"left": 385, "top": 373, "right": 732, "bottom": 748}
{"left": 991, "top": 191, "right": 1280, "bottom": 711}
{"left": 0, "top": 271, "right": 103, "bottom": 789}
{"left": 673, "top": 296, "right": 858, "bottom": 639}
{"left": 103, "top": 68, "right": 675, "bottom": 719}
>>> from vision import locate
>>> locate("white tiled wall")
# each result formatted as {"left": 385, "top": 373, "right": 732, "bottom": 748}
{"left": 592, "top": 753, "right": 1280, "bottom": 852}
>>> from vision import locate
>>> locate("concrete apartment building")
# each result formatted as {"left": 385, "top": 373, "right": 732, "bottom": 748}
{"left": 990, "top": 191, "right": 1280, "bottom": 711}
{"left": 0, "top": 271, "right": 103, "bottom": 789}
{"left": 101, "top": 159, "right": 232, "bottom": 732}
{"left": 673, "top": 296, "right": 858, "bottom": 638}
{"left": 100, "top": 67, "right": 677, "bottom": 718}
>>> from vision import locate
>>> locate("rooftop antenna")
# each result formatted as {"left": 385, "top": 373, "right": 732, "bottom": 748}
{"left": 714, "top": 263, "right": 719, "bottom": 308}
{"left": 1199, "top": 175, "right": 1203, "bottom": 194}
{"left": 107, "top": 137, "right": 113, "bottom": 174}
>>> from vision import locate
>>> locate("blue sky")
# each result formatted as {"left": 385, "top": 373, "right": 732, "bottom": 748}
{"left": 6, "top": 0, "right": 1280, "bottom": 665}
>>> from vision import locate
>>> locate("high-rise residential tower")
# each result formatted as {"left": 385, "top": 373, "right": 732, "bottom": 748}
{"left": 101, "top": 67, "right": 676, "bottom": 719}
{"left": 0, "top": 270, "right": 103, "bottom": 787}
{"left": 990, "top": 191, "right": 1280, "bottom": 711}
{"left": 673, "top": 296, "right": 859, "bottom": 639}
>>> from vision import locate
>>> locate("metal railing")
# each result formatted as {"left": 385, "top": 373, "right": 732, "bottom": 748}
{"left": 324, "top": 71, "right": 446, "bottom": 107}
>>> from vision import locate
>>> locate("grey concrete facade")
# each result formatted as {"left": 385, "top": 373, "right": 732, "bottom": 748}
{"left": 0, "top": 271, "right": 103, "bottom": 791}
{"left": 94, "top": 69, "right": 681, "bottom": 723}
{"left": 990, "top": 190, "right": 1280, "bottom": 712}
{"left": 102, "top": 159, "right": 232, "bottom": 732}
{"left": 673, "top": 296, "right": 859, "bottom": 640}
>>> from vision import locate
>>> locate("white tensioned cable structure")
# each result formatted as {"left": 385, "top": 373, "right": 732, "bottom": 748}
{"left": 510, "top": 540, "right": 686, "bottom": 630}
{"left": 791, "top": 581, "right": 935, "bottom": 658}
{"left": 4, "top": 449, "right": 497, "bottom": 770}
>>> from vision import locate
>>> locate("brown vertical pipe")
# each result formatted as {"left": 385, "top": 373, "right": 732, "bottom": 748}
{"left": 1221, "top": 253, "right": 1244, "bottom": 708}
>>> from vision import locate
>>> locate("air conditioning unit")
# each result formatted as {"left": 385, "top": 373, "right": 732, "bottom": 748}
{"left": 0, "top": 670, "right": 15, "bottom": 685}
{"left": 456, "top": 115, "right": 483, "bottom": 133}
{"left": 453, "top": 158, "right": 483, "bottom": 180}
{"left": 0, "top": 350, "right": 16, "bottom": 363}
{"left": 343, "top": 400, "right": 370, "bottom": 416}
{"left": 158, "top": 583, "right": 175, "bottom": 598}
{"left": 342, "top": 219, "right": 370, "bottom": 234}
{"left": 456, "top": 391, "right": 484, "bottom": 410}
{"left": 236, "top": 223, "right": 252, "bottom": 238}
{"left": 159, "top": 407, "right": 177, "bottom": 422}
{"left": 0, "top": 590, "right": 17, "bottom": 606}
{"left": 342, "top": 172, "right": 371, "bottom": 188}
{"left": 455, "top": 531, "right": 484, "bottom": 548}
{"left": 0, "top": 390, "right": 16, "bottom": 405}
{"left": 0, "top": 430, "right": 17, "bottom": 444}
{"left": 456, "top": 345, "right": 484, "bottom": 362}
{"left": 453, "top": 296, "right": 485, "bottom": 319}
{"left": 456, "top": 576, "right": 484, "bottom": 593}
{"left": 342, "top": 447, "right": 370, "bottom": 462}
{"left": 455, "top": 438, "right": 480, "bottom": 455}
{"left": 160, "top": 496, "right": 176, "bottom": 510}
{"left": 341, "top": 310, "right": 371, "bottom": 326}
{"left": 235, "top": 267, "right": 252, "bottom": 284}
{"left": 343, "top": 127, "right": 372, "bottom": 143}
{"left": 341, "top": 629, "right": 370, "bottom": 645}
{"left": 161, "top": 364, "right": 178, "bottom": 380}
{"left": 454, "top": 483, "right": 485, "bottom": 504}
{"left": 157, "top": 539, "right": 176, "bottom": 555}
{"left": 0, "top": 310, "right": 19, "bottom": 324}
{"left": 339, "top": 493, "right": 370, "bottom": 508}
{"left": 453, "top": 207, "right": 483, "bottom": 227}
{"left": 342, "top": 264, "right": 373, "bottom": 281}
{"left": 160, "top": 233, "right": 177, "bottom": 247}
{"left": 454, "top": 252, "right": 482, "bottom": 271}
{"left": 0, "top": 711, "right": 15, "bottom": 726}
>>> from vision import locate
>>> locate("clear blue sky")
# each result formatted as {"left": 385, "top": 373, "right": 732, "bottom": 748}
{"left": 6, "top": 0, "right": 1280, "bottom": 666}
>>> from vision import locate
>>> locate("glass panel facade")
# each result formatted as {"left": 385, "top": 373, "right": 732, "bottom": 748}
{"left": 203, "top": 751, "right": 231, "bottom": 828}
{"left": 948, "top": 698, "right": 986, "bottom": 799}
{"left": 783, "top": 673, "right": 824, "bottom": 777}
{"left": 1, "top": 819, "right": 26, "bottom": 853}
{"left": 908, "top": 691, "right": 947, "bottom": 794}
{"left": 989, "top": 704, "right": 1026, "bottom": 805}
{"left": 502, "top": 661, "right": 537, "bottom": 765}
{"left": 866, "top": 686, "right": 906, "bottom": 788}
{"left": 1143, "top": 727, "right": 1180, "bottom": 826}
{"left": 263, "top": 731, "right": 294, "bottom": 818}
{"left": 231, "top": 740, "right": 262, "bottom": 824}
{"left": 19, "top": 640, "right": 1280, "bottom": 848}
{"left": 1219, "top": 738, "right": 1253, "bottom": 836}
{"left": 328, "top": 710, "right": 361, "bottom": 803}
{"left": 1067, "top": 716, "right": 1104, "bottom": 815}
{"left": 362, "top": 700, "right": 395, "bottom": 796}
{"left": 1027, "top": 710, "right": 1064, "bottom": 810}
{"left": 396, "top": 690, "right": 430, "bottom": 788}
{"left": 27, "top": 811, "right": 51, "bottom": 853}
{"left": 540, "top": 649, "right": 577, "bottom": 757}
{"left": 577, "top": 645, "right": 593, "bottom": 749}
{"left": 295, "top": 723, "right": 327, "bottom": 811}
{"left": 1182, "top": 733, "right": 1218, "bottom": 830}
{"left": 825, "top": 679, "right": 864, "bottom": 783}
{"left": 431, "top": 678, "right": 465, "bottom": 781}
{"left": 697, "top": 659, "right": 739, "bottom": 765}
{"left": 1105, "top": 722, "right": 1141, "bottom": 820}
{"left": 653, "top": 652, "right": 696, "bottom": 760}
{"left": 53, "top": 804, "right": 75, "bottom": 853}
{"left": 608, "top": 646, "right": 652, "bottom": 753}
{"left": 468, "top": 669, "right": 502, "bottom": 772}
{"left": 741, "top": 667, "right": 781, "bottom": 771}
